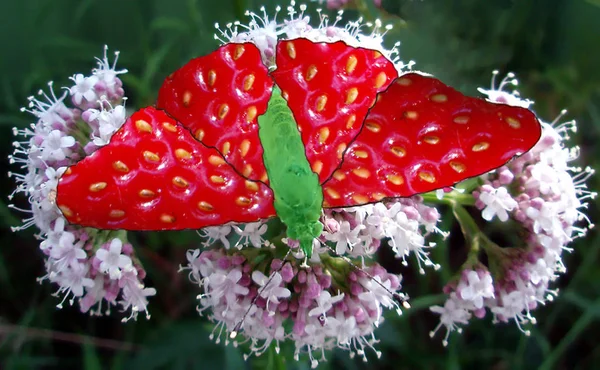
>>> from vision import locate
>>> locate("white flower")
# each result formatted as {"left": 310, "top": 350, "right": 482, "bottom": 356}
{"left": 201, "top": 225, "right": 232, "bottom": 248}
{"left": 324, "top": 312, "right": 358, "bottom": 346}
{"left": 491, "top": 289, "right": 531, "bottom": 323}
{"left": 478, "top": 186, "right": 517, "bottom": 222}
{"left": 366, "top": 202, "right": 400, "bottom": 239}
{"left": 215, "top": 2, "right": 400, "bottom": 67}
{"left": 196, "top": 252, "right": 217, "bottom": 278}
{"left": 180, "top": 249, "right": 204, "bottom": 284}
{"left": 80, "top": 275, "right": 110, "bottom": 315}
{"left": 49, "top": 231, "right": 86, "bottom": 271}
{"left": 11, "top": 46, "right": 151, "bottom": 322}
{"left": 358, "top": 275, "right": 398, "bottom": 313}
{"left": 252, "top": 271, "right": 291, "bottom": 310}
{"left": 31, "top": 201, "right": 60, "bottom": 232}
{"left": 308, "top": 291, "right": 344, "bottom": 317}
{"left": 96, "top": 238, "right": 133, "bottom": 280}
{"left": 525, "top": 201, "right": 561, "bottom": 235}
{"left": 300, "top": 322, "right": 329, "bottom": 368}
{"left": 528, "top": 162, "right": 561, "bottom": 195}
{"left": 234, "top": 221, "right": 268, "bottom": 248}
{"left": 230, "top": 7, "right": 280, "bottom": 59}
{"left": 69, "top": 73, "right": 99, "bottom": 105}
{"left": 206, "top": 268, "right": 249, "bottom": 307}
{"left": 457, "top": 270, "right": 495, "bottom": 309}
{"left": 52, "top": 262, "right": 95, "bottom": 299}
{"left": 389, "top": 210, "right": 425, "bottom": 257}
{"left": 119, "top": 272, "right": 157, "bottom": 321}
{"left": 477, "top": 71, "right": 533, "bottom": 109}
{"left": 527, "top": 258, "right": 553, "bottom": 285}
{"left": 40, "top": 217, "right": 66, "bottom": 251}
{"left": 40, "top": 130, "right": 75, "bottom": 162}
{"left": 20, "top": 83, "right": 73, "bottom": 129}
{"left": 93, "top": 45, "right": 128, "bottom": 88}
{"left": 324, "top": 220, "right": 363, "bottom": 255}
{"left": 39, "top": 167, "right": 65, "bottom": 212}
{"left": 91, "top": 105, "right": 126, "bottom": 146}
{"left": 430, "top": 294, "right": 472, "bottom": 346}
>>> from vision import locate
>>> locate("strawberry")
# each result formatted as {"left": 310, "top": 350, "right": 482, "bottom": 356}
{"left": 271, "top": 38, "right": 398, "bottom": 183}
{"left": 157, "top": 43, "right": 273, "bottom": 183}
{"left": 322, "top": 73, "right": 542, "bottom": 208}
{"left": 56, "top": 107, "right": 276, "bottom": 230}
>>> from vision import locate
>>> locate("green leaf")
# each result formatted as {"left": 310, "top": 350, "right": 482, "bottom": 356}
{"left": 405, "top": 294, "right": 446, "bottom": 314}
{"left": 586, "top": 0, "right": 600, "bottom": 7}
{"left": 72, "top": 0, "right": 96, "bottom": 28}
{"left": 225, "top": 344, "right": 246, "bottom": 370}
{"left": 266, "top": 343, "right": 286, "bottom": 370}
{"left": 539, "top": 298, "right": 600, "bottom": 369}
{"left": 150, "top": 17, "right": 190, "bottom": 33}
{"left": 0, "top": 200, "right": 22, "bottom": 229}
{"left": 83, "top": 340, "right": 103, "bottom": 370}
{"left": 126, "top": 320, "right": 227, "bottom": 369}
{"left": 141, "top": 39, "right": 177, "bottom": 94}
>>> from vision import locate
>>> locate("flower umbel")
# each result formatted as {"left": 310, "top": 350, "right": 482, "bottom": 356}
{"left": 10, "top": 46, "right": 154, "bottom": 320}
{"left": 430, "top": 72, "right": 595, "bottom": 342}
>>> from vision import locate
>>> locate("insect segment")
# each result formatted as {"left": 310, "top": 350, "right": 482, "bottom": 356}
{"left": 257, "top": 88, "right": 323, "bottom": 257}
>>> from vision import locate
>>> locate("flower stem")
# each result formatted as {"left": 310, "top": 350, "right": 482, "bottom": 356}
{"left": 72, "top": 119, "right": 92, "bottom": 147}
{"left": 451, "top": 202, "right": 511, "bottom": 274}
{"left": 451, "top": 203, "right": 480, "bottom": 244}
{"left": 421, "top": 191, "right": 476, "bottom": 207}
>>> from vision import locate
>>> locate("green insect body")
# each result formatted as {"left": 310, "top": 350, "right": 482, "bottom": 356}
{"left": 257, "top": 87, "right": 324, "bottom": 258}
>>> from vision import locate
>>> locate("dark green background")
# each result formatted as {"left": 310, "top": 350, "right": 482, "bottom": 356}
{"left": 1, "top": 0, "right": 599, "bottom": 369}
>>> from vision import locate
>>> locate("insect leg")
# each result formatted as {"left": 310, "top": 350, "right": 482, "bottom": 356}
{"left": 230, "top": 247, "right": 294, "bottom": 339}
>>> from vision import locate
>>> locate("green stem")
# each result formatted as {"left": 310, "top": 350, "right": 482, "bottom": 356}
{"left": 320, "top": 254, "right": 353, "bottom": 291}
{"left": 72, "top": 119, "right": 92, "bottom": 146}
{"left": 421, "top": 191, "right": 476, "bottom": 207}
{"left": 454, "top": 177, "right": 483, "bottom": 194}
{"left": 538, "top": 298, "right": 600, "bottom": 370}
{"left": 451, "top": 203, "right": 515, "bottom": 279}
{"left": 451, "top": 203, "right": 479, "bottom": 243}
{"left": 450, "top": 203, "right": 482, "bottom": 268}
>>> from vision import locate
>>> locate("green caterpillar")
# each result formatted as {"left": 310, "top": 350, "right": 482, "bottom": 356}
{"left": 257, "top": 87, "right": 324, "bottom": 257}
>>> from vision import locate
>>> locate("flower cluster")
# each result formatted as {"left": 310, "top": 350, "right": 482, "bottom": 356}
{"left": 214, "top": 1, "right": 410, "bottom": 70}
{"left": 322, "top": 199, "right": 443, "bottom": 272}
{"left": 182, "top": 198, "right": 439, "bottom": 365}
{"left": 10, "top": 47, "right": 155, "bottom": 320}
{"left": 312, "top": 0, "right": 382, "bottom": 10}
{"left": 184, "top": 248, "right": 401, "bottom": 366}
{"left": 429, "top": 71, "right": 596, "bottom": 343}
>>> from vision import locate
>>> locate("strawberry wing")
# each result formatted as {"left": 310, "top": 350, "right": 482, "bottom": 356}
{"left": 57, "top": 107, "right": 276, "bottom": 230}
{"left": 322, "top": 73, "right": 542, "bottom": 208}
{"left": 271, "top": 39, "right": 398, "bottom": 183}
{"left": 157, "top": 43, "right": 273, "bottom": 183}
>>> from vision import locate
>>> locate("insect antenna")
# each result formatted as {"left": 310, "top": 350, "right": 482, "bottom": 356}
{"left": 318, "top": 239, "right": 410, "bottom": 311}
{"left": 318, "top": 214, "right": 410, "bottom": 310}
{"left": 230, "top": 247, "right": 293, "bottom": 339}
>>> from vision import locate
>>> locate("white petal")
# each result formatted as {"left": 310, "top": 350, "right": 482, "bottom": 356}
{"left": 96, "top": 248, "right": 108, "bottom": 261}
{"left": 109, "top": 239, "right": 123, "bottom": 254}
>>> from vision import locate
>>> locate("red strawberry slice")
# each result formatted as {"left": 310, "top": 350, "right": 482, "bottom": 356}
{"left": 157, "top": 43, "right": 273, "bottom": 183}
{"left": 322, "top": 73, "right": 542, "bottom": 208}
{"left": 56, "top": 107, "right": 276, "bottom": 230}
{"left": 271, "top": 38, "right": 398, "bottom": 183}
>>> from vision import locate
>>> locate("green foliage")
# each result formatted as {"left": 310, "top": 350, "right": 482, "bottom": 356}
{"left": 1, "top": 0, "right": 599, "bottom": 369}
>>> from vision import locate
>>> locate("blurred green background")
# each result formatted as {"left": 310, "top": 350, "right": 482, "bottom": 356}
{"left": 1, "top": 0, "right": 599, "bottom": 368}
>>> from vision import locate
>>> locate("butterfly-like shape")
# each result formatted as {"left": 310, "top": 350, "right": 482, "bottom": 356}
{"left": 56, "top": 39, "right": 541, "bottom": 255}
